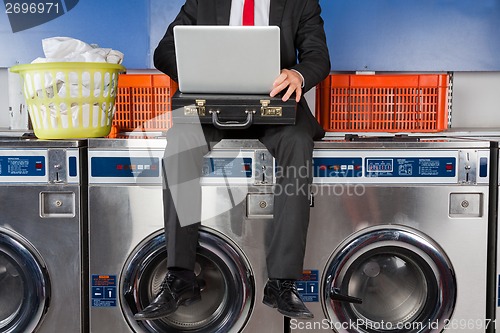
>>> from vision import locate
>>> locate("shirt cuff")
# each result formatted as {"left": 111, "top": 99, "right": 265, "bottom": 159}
{"left": 291, "top": 69, "right": 305, "bottom": 88}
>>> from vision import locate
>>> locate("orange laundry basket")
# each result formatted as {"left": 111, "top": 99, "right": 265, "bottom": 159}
{"left": 316, "top": 74, "right": 449, "bottom": 132}
{"left": 111, "top": 74, "right": 177, "bottom": 136}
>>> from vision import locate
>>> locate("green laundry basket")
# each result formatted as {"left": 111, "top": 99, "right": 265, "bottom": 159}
{"left": 10, "top": 62, "right": 126, "bottom": 139}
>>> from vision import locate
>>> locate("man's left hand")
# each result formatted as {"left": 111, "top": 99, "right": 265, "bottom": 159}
{"left": 270, "top": 69, "right": 302, "bottom": 103}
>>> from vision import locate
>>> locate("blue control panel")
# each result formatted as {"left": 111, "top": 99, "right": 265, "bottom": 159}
{"left": 202, "top": 157, "right": 253, "bottom": 178}
{"left": 313, "top": 157, "right": 456, "bottom": 178}
{"left": 69, "top": 156, "right": 78, "bottom": 177}
{"left": 91, "top": 157, "right": 160, "bottom": 178}
{"left": 480, "top": 157, "right": 488, "bottom": 178}
{"left": 366, "top": 157, "right": 456, "bottom": 177}
{"left": 297, "top": 270, "right": 319, "bottom": 303}
{"left": 0, "top": 156, "right": 46, "bottom": 176}
{"left": 313, "top": 157, "right": 363, "bottom": 178}
{"left": 91, "top": 275, "right": 117, "bottom": 307}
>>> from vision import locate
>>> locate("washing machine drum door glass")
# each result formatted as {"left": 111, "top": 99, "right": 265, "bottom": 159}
{"left": 323, "top": 226, "right": 456, "bottom": 333}
{"left": 0, "top": 230, "right": 50, "bottom": 333}
{"left": 348, "top": 250, "right": 430, "bottom": 324}
{"left": 121, "top": 229, "right": 254, "bottom": 333}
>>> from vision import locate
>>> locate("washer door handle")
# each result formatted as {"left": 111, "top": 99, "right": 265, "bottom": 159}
{"left": 330, "top": 287, "right": 363, "bottom": 304}
{"left": 123, "top": 287, "right": 138, "bottom": 314}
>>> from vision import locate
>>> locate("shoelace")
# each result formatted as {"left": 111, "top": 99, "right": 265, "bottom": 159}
{"left": 280, "top": 280, "right": 297, "bottom": 290}
{"left": 160, "top": 273, "right": 176, "bottom": 291}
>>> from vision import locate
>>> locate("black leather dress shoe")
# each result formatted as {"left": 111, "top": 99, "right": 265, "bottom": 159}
{"left": 134, "top": 270, "right": 201, "bottom": 321}
{"left": 262, "top": 279, "right": 314, "bottom": 319}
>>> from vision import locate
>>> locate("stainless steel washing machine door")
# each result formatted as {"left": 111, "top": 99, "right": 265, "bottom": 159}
{"left": 121, "top": 228, "right": 254, "bottom": 333}
{"left": 323, "top": 225, "right": 456, "bottom": 333}
{"left": 0, "top": 228, "right": 50, "bottom": 333}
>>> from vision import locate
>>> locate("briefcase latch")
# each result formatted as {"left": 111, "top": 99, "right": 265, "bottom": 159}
{"left": 260, "top": 100, "right": 282, "bottom": 117}
{"left": 184, "top": 99, "right": 206, "bottom": 116}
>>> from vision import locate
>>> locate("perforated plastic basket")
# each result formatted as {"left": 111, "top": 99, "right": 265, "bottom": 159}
{"left": 315, "top": 74, "right": 449, "bottom": 132}
{"left": 10, "top": 62, "right": 125, "bottom": 139}
{"left": 110, "top": 74, "right": 177, "bottom": 136}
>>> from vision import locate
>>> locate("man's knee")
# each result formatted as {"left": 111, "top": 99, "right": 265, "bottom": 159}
{"left": 279, "top": 129, "right": 314, "bottom": 154}
{"left": 166, "top": 123, "right": 204, "bottom": 141}
{"left": 164, "top": 124, "right": 208, "bottom": 156}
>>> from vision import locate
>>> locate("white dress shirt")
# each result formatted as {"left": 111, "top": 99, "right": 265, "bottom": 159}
{"left": 229, "top": 0, "right": 270, "bottom": 26}
{"left": 228, "top": 0, "right": 305, "bottom": 88}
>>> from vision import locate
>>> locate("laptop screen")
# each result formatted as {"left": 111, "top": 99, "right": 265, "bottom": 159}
{"left": 174, "top": 25, "right": 281, "bottom": 94}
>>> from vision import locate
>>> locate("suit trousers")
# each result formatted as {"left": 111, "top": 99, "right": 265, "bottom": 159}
{"left": 162, "top": 102, "right": 322, "bottom": 280}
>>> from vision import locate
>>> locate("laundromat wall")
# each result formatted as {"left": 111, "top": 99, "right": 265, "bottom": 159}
{"left": 1, "top": 0, "right": 500, "bottom": 130}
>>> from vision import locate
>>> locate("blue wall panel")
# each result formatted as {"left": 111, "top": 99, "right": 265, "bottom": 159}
{"left": 2, "top": 0, "right": 500, "bottom": 71}
{"left": 0, "top": 0, "right": 149, "bottom": 68}
{"left": 152, "top": 0, "right": 500, "bottom": 71}
{"left": 149, "top": 0, "right": 185, "bottom": 68}
{"left": 321, "top": 0, "right": 500, "bottom": 71}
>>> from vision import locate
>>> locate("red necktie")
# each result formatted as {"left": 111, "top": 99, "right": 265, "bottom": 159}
{"left": 242, "top": 0, "right": 255, "bottom": 26}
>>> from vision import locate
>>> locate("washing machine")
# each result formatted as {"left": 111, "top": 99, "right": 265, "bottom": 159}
{"left": 492, "top": 138, "right": 500, "bottom": 333}
{"left": 88, "top": 138, "right": 285, "bottom": 332}
{"left": 290, "top": 137, "right": 491, "bottom": 333}
{"left": 0, "top": 138, "right": 87, "bottom": 333}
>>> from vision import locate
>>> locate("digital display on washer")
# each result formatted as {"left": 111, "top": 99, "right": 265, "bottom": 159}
{"left": 365, "top": 157, "right": 456, "bottom": 177}
{"left": 91, "top": 157, "right": 160, "bottom": 178}
{"left": 313, "top": 157, "right": 363, "bottom": 178}
{"left": 0, "top": 156, "right": 45, "bottom": 176}
{"left": 202, "top": 157, "right": 253, "bottom": 178}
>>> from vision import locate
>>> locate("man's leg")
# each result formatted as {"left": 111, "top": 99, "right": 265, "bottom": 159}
{"left": 262, "top": 130, "right": 314, "bottom": 279}
{"left": 135, "top": 122, "right": 219, "bottom": 320}
{"left": 163, "top": 123, "right": 210, "bottom": 270}
{"left": 259, "top": 104, "right": 318, "bottom": 319}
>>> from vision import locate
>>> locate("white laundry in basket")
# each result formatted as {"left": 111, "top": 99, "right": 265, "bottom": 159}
{"left": 26, "top": 37, "right": 123, "bottom": 130}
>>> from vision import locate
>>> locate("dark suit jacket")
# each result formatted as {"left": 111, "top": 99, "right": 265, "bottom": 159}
{"left": 154, "top": 0, "right": 331, "bottom": 138}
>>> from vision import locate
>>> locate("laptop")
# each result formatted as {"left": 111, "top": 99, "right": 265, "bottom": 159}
{"left": 173, "top": 25, "right": 281, "bottom": 94}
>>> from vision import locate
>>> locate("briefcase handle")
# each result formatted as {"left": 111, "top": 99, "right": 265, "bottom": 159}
{"left": 210, "top": 110, "right": 255, "bottom": 129}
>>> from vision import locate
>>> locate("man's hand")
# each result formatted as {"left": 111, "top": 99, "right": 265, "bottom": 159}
{"left": 270, "top": 69, "right": 303, "bottom": 103}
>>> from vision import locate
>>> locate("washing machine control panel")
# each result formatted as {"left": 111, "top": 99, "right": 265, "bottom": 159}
{"left": 88, "top": 148, "right": 275, "bottom": 185}
{"left": 314, "top": 157, "right": 363, "bottom": 178}
{"left": 313, "top": 149, "right": 490, "bottom": 184}
{"left": 0, "top": 149, "right": 80, "bottom": 183}
{"left": 89, "top": 149, "right": 164, "bottom": 184}
{"left": 0, "top": 155, "right": 46, "bottom": 176}
{"left": 202, "top": 157, "right": 253, "bottom": 178}
{"left": 365, "top": 157, "right": 456, "bottom": 177}
{"left": 201, "top": 149, "right": 274, "bottom": 185}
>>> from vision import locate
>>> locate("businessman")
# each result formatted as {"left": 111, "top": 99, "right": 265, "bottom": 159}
{"left": 135, "top": 0, "right": 330, "bottom": 321}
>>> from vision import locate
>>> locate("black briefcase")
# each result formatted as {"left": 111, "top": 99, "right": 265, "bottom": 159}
{"left": 171, "top": 91, "right": 296, "bottom": 129}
